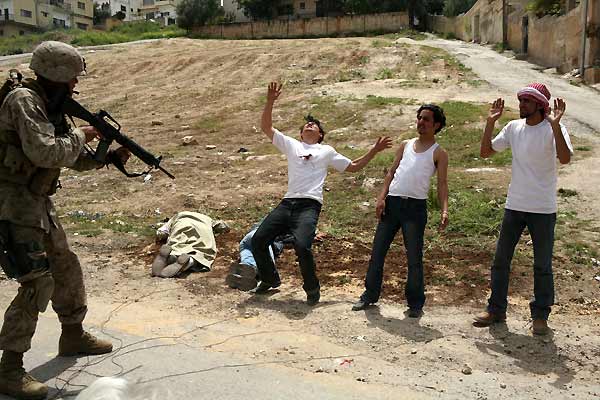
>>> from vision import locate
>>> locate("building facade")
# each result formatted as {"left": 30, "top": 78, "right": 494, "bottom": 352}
{"left": 0, "top": 0, "right": 93, "bottom": 36}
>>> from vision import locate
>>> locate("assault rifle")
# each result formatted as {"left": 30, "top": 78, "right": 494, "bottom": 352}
{"left": 62, "top": 98, "right": 175, "bottom": 179}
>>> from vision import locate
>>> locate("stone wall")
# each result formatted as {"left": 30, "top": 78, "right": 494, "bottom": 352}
{"left": 192, "top": 12, "right": 409, "bottom": 39}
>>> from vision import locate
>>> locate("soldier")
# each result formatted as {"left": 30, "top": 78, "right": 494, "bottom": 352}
{"left": 0, "top": 41, "right": 128, "bottom": 399}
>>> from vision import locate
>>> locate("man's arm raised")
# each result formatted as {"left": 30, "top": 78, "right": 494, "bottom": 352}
{"left": 345, "top": 136, "right": 393, "bottom": 173}
{"left": 481, "top": 98, "right": 504, "bottom": 158}
{"left": 261, "top": 82, "right": 282, "bottom": 142}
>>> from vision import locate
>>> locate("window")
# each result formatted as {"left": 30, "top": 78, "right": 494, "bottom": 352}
{"left": 162, "top": 11, "right": 169, "bottom": 16}
{"left": 77, "top": 22, "right": 88, "bottom": 29}
{"left": 19, "top": 30, "right": 25, "bottom": 35}
{"left": 0, "top": 30, "right": 4, "bottom": 36}
{"left": 53, "top": 17, "right": 66, "bottom": 27}
{"left": 300, "top": 2, "right": 305, "bottom": 9}
{"left": 145, "top": 12, "right": 154, "bottom": 19}
{"left": 143, "top": 0, "right": 154, "bottom": 5}
{"left": 120, "top": 5, "right": 126, "bottom": 11}
{"left": 78, "top": 2, "right": 85, "bottom": 9}
{"left": 41, "top": 11, "right": 49, "bottom": 17}
{"left": 20, "top": 9, "right": 32, "bottom": 18}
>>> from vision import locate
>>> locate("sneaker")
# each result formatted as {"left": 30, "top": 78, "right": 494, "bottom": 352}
{"left": 473, "top": 311, "right": 507, "bottom": 327}
{"left": 407, "top": 308, "right": 423, "bottom": 318}
{"left": 226, "top": 263, "right": 258, "bottom": 291}
{"left": 306, "top": 289, "right": 320, "bottom": 306}
{"left": 351, "top": 300, "right": 370, "bottom": 311}
{"left": 532, "top": 319, "right": 549, "bottom": 336}
{"left": 250, "top": 280, "right": 281, "bottom": 294}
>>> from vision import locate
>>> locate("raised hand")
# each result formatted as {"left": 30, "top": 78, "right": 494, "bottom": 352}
{"left": 488, "top": 98, "right": 504, "bottom": 122}
{"left": 267, "top": 82, "right": 282, "bottom": 103}
{"left": 373, "top": 136, "right": 393, "bottom": 152}
{"left": 547, "top": 98, "right": 566, "bottom": 125}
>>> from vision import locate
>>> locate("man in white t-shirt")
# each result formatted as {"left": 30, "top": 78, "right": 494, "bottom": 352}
{"left": 251, "top": 82, "right": 392, "bottom": 305}
{"left": 474, "top": 83, "right": 573, "bottom": 335}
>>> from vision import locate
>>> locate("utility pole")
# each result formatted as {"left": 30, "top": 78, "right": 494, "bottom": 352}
{"left": 502, "top": 0, "right": 508, "bottom": 46}
{"left": 580, "top": 0, "right": 589, "bottom": 77}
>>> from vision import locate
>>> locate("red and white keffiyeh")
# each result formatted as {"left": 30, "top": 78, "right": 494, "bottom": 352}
{"left": 517, "top": 83, "right": 552, "bottom": 116}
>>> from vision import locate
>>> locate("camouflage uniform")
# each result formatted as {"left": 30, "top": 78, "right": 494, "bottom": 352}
{"left": 0, "top": 80, "right": 100, "bottom": 353}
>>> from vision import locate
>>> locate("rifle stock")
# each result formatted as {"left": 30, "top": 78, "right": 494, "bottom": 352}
{"left": 62, "top": 98, "right": 175, "bottom": 179}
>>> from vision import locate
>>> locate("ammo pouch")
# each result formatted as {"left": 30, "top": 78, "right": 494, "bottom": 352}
{"left": 0, "top": 221, "right": 49, "bottom": 280}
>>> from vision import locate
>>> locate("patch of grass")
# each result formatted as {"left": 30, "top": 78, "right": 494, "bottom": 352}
{"left": 440, "top": 101, "right": 487, "bottom": 125}
{"left": 558, "top": 188, "right": 578, "bottom": 197}
{"left": 375, "top": 68, "right": 394, "bottom": 80}
{"left": 492, "top": 43, "right": 506, "bottom": 53}
{"left": 64, "top": 212, "right": 155, "bottom": 237}
{"left": 383, "top": 29, "right": 426, "bottom": 41}
{"left": 364, "top": 95, "right": 415, "bottom": 108}
{"left": 0, "top": 22, "right": 185, "bottom": 56}
{"left": 437, "top": 127, "right": 513, "bottom": 167}
{"left": 563, "top": 242, "right": 598, "bottom": 264}
{"left": 371, "top": 39, "right": 393, "bottom": 48}
{"left": 575, "top": 145, "right": 592, "bottom": 151}
{"left": 338, "top": 69, "right": 366, "bottom": 82}
{"left": 193, "top": 116, "right": 223, "bottom": 133}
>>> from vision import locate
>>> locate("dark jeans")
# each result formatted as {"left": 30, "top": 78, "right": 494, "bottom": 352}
{"left": 251, "top": 198, "right": 322, "bottom": 293}
{"left": 360, "top": 196, "right": 427, "bottom": 310}
{"left": 487, "top": 209, "right": 556, "bottom": 320}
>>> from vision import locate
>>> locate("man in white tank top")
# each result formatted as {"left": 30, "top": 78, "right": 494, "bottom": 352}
{"left": 352, "top": 105, "right": 449, "bottom": 317}
{"left": 251, "top": 82, "right": 392, "bottom": 305}
{"left": 473, "top": 83, "right": 573, "bottom": 336}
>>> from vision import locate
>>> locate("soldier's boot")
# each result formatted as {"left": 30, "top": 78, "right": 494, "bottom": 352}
{"left": 58, "top": 324, "right": 113, "bottom": 357}
{"left": 0, "top": 350, "right": 48, "bottom": 400}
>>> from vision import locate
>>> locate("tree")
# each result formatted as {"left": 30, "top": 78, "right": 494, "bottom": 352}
{"left": 443, "top": 0, "right": 477, "bottom": 17}
{"left": 93, "top": 2, "right": 111, "bottom": 25}
{"left": 236, "top": 0, "right": 281, "bottom": 20}
{"left": 526, "top": 0, "right": 562, "bottom": 16}
{"left": 176, "top": 0, "right": 223, "bottom": 30}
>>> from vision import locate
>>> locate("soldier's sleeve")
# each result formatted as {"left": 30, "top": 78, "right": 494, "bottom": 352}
{"left": 9, "top": 91, "right": 86, "bottom": 168}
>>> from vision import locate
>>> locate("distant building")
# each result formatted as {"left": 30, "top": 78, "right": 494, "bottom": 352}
{"left": 221, "top": 0, "right": 248, "bottom": 22}
{"left": 0, "top": 0, "right": 94, "bottom": 36}
{"left": 138, "top": 0, "right": 177, "bottom": 25}
{"left": 98, "top": 0, "right": 143, "bottom": 22}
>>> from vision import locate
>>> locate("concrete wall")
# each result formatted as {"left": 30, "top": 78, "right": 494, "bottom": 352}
{"left": 429, "top": 0, "right": 584, "bottom": 73}
{"left": 193, "top": 11, "right": 408, "bottom": 39}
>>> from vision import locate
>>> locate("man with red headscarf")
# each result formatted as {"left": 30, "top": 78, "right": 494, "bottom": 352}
{"left": 474, "top": 83, "right": 573, "bottom": 335}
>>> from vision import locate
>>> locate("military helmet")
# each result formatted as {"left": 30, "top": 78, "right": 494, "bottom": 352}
{"left": 30, "top": 41, "right": 86, "bottom": 83}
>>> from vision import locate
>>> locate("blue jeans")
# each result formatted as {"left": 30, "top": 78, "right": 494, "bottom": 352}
{"left": 239, "top": 227, "right": 275, "bottom": 268}
{"left": 360, "top": 196, "right": 428, "bottom": 310}
{"left": 251, "top": 198, "right": 322, "bottom": 293}
{"left": 487, "top": 209, "right": 556, "bottom": 320}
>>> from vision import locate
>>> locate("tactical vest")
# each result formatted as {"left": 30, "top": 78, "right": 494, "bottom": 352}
{"left": 0, "top": 78, "right": 70, "bottom": 196}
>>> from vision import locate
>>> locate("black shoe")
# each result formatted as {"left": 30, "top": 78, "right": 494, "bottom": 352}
{"left": 306, "top": 289, "right": 320, "bottom": 306}
{"left": 351, "top": 300, "right": 370, "bottom": 311}
{"left": 250, "top": 280, "right": 280, "bottom": 294}
{"left": 407, "top": 308, "right": 423, "bottom": 318}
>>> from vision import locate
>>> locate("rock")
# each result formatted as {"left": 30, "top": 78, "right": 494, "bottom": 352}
{"left": 151, "top": 120, "right": 163, "bottom": 126}
{"left": 182, "top": 136, "right": 198, "bottom": 146}
{"left": 237, "top": 147, "right": 249, "bottom": 153}
{"left": 500, "top": 383, "right": 507, "bottom": 389}
{"left": 410, "top": 349, "right": 417, "bottom": 354}
{"left": 461, "top": 365, "right": 472, "bottom": 375}
{"left": 175, "top": 114, "right": 181, "bottom": 118}
{"left": 206, "top": 145, "right": 217, "bottom": 150}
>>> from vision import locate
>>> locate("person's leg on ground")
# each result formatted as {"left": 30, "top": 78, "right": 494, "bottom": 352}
{"left": 45, "top": 219, "right": 112, "bottom": 356}
{"left": 354, "top": 197, "right": 403, "bottom": 310}
{"left": 251, "top": 201, "right": 290, "bottom": 291}
{"left": 289, "top": 199, "right": 321, "bottom": 305}
{"left": 401, "top": 201, "right": 427, "bottom": 316}
{"left": 475, "top": 209, "right": 525, "bottom": 326}
{"left": 526, "top": 212, "right": 556, "bottom": 335}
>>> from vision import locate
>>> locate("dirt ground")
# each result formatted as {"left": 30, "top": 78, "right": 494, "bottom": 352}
{"left": 0, "top": 37, "right": 599, "bottom": 399}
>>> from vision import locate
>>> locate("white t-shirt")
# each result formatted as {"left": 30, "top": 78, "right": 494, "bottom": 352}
{"left": 492, "top": 119, "right": 573, "bottom": 214}
{"left": 272, "top": 129, "right": 351, "bottom": 203}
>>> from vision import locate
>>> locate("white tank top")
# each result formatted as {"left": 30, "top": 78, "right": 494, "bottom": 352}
{"left": 388, "top": 138, "right": 439, "bottom": 200}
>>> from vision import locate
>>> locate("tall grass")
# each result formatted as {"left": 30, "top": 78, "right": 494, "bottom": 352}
{"left": 0, "top": 22, "right": 185, "bottom": 56}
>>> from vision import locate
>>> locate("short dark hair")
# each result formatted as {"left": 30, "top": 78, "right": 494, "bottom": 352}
{"left": 299, "top": 114, "right": 325, "bottom": 143}
{"left": 417, "top": 104, "right": 446, "bottom": 134}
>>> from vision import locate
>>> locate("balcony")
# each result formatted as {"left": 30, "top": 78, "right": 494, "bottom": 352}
{"left": 47, "top": 0, "right": 72, "bottom": 12}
